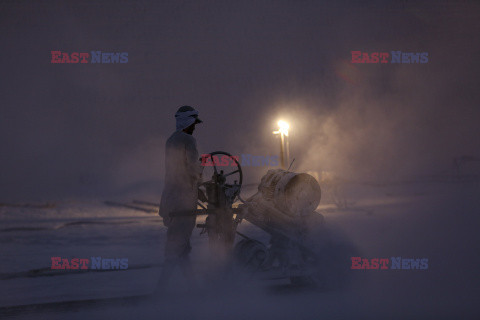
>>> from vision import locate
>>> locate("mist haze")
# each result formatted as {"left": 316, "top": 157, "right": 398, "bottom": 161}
{"left": 1, "top": 0, "right": 479, "bottom": 200}
{"left": 1, "top": 1, "right": 480, "bottom": 319}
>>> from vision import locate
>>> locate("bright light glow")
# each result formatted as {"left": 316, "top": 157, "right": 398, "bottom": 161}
{"left": 273, "top": 120, "right": 289, "bottom": 136}
{"left": 278, "top": 120, "right": 289, "bottom": 131}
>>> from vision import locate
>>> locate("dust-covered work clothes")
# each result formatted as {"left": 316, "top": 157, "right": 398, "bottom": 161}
{"left": 159, "top": 130, "right": 202, "bottom": 261}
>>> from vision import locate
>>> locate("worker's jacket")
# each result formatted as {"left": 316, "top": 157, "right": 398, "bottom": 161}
{"left": 159, "top": 130, "right": 202, "bottom": 226}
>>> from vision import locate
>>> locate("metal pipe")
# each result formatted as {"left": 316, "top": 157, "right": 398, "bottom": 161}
{"left": 280, "top": 133, "right": 285, "bottom": 169}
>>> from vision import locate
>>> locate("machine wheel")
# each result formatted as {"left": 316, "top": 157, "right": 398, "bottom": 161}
{"left": 289, "top": 241, "right": 356, "bottom": 290}
{"left": 200, "top": 151, "right": 243, "bottom": 190}
{"left": 233, "top": 239, "right": 268, "bottom": 271}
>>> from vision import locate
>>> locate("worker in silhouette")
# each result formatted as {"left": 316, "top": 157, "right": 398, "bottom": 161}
{"left": 157, "top": 105, "right": 203, "bottom": 291}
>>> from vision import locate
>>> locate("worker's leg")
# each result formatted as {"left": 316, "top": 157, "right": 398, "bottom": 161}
{"left": 177, "top": 216, "right": 197, "bottom": 286}
{"left": 156, "top": 215, "right": 196, "bottom": 291}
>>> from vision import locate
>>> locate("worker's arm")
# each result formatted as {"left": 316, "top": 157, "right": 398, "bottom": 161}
{"left": 185, "top": 136, "right": 203, "bottom": 186}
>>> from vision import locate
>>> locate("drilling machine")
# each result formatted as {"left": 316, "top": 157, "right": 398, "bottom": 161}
{"left": 172, "top": 151, "right": 350, "bottom": 287}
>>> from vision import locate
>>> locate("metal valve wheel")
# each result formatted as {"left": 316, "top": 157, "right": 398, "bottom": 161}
{"left": 199, "top": 151, "right": 243, "bottom": 204}
{"left": 197, "top": 151, "right": 243, "bottom": 252}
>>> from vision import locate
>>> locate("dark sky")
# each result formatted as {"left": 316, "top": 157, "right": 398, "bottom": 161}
{"left": 1, "top": 0, "right": 479, "bottom": 200}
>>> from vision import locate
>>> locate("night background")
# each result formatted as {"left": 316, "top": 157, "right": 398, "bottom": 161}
{"left": 1, "top": 0, "right": 479, "bottom": 319}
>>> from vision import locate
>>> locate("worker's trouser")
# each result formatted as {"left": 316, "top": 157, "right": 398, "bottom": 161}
{"left": 164, "top": 215, "right": 196, "bottom": 260}
{"left": 157, "top": 215, "right": 197, "bottom": 290}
